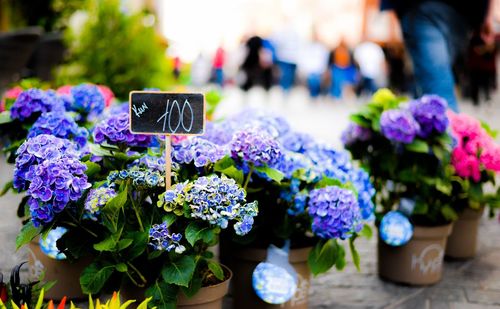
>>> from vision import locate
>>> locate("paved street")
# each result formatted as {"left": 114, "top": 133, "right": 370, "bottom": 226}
{"left": 1, "top": 86, "right": 500, "bottom": 308}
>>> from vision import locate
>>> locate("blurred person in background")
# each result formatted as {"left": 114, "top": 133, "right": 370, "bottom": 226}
{"left": 353, "top": 41, "right": 386, "bottom": 96}
{"left": 272, "top": 22, "right": 300, "bottom": 92}
{"left": 328, "top": 38, "right": 357, "bottom": 99}
{"left": 467, "top": 31, "right": 497, "bottom": 105}
{"left": 381, "top": 0, "right": 496, "bottom": 112}
{"left": 298, "top": 30, "right": 329, "bottom": 98}
{"left": 212, "top": 46, "right": 226, "bottom": 87}
{"left": 240, "top": 36, "right": 273, "bottom": 91}
{"left": 172, "top": 56, "right": 182, "bottom": 81}
{"left": 191, "top": 53, "right": 212, "bottom": 87}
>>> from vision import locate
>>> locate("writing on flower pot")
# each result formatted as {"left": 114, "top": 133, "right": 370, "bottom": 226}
{"left": 285, "top": 274, "right": 310, "bottom": 307}
{"left": 411, "top": 244, "right": 444, "bottom": 274}
{"left": 129, "top": 92, "right": 205, "bottom": 135}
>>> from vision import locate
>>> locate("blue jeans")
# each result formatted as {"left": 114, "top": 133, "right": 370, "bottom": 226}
{"left": 307, "top": 73, "right": 322, "bottom": 98}
{"left": 277, "top": 61, "right": 296, "bottom": 91}
{"left": 330, "top": 65, "right": 352, "bottom": 98}
{"left": 400, "top": 1, "right": 469, "bottom": 112}
{"left": 214, "top": 68, "right": 224, "bottom": 87}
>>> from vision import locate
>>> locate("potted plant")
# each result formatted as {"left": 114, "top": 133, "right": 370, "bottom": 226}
{"left": 199, "top": 111, "right": 375, "bottom": 308}
{"left": 343, "top": 90, "right": 456, "bottom": 285}
{"left": 445, "top": 112, "right": 500, "bottom": 259}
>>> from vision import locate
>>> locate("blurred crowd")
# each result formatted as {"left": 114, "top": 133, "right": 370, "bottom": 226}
{"left": 181, "top": 26, "right": 498, "bottom": 105}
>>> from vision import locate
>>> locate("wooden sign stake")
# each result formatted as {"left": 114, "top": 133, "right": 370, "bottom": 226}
{"left": 165, "top": 135, "right": 172, "bottom": 190}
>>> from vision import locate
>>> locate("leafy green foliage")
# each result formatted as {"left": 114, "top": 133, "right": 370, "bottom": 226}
{"left": 16, "top": 222, "right": 41, "bottom": 250}
{"left": 185, "top": 222, "right": 218, "bottom": 247}
{"left": 161, "top": 256, "right": 196, "bottom": 287}
{"left": 80, "top": 263, "right": 115, "bottom": 294}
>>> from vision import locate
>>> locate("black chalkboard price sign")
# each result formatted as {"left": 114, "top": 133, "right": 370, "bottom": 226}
{"left": 129, "top": 91, "right": 205, "bottom": 135}
{"left": 129, "top": 91, "right": 206, "bottom": 190}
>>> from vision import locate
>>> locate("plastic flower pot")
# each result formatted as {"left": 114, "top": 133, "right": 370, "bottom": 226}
{"left": 378, "top": 223, "right": 453, "bottom": 285}
{"left": 28, "top": 240, "right": 91, "bottom": 300}
{"left": 230, "top": 247, "right": 312, "bottom": 309}
{"left": 177, "top": 265, "right": 232, "bottom": 309}
{"left": 445, "top": 207, "right": 484, "bottom": 259}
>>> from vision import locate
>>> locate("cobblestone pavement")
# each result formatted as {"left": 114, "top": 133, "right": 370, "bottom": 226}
{"left": 1, "top": 86, "right": 499, "bottom": 308}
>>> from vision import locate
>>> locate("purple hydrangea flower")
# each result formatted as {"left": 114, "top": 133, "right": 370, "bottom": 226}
{"left": 230, "top": 130, "right": 282, "bottom": 167}
{"left": 409, "top": 95, "right": 449, "bottom": 138}
{"left": 348, "top": 168, "right": 375, "bottom": 220}
{"left": 172, "top": 137, "right": 225, "bottom": 167}
{"left": 308, "top": 186, "right": 362, "bottom": 239}
{"left": 69, "top": 84, "right": 105, "bottom": 117}
{"left": 84, "top": 187, "right": 117, "bottom": 218}
{"left": 28, "top": 112, "right": 89, "bottom": 148}
{"left": 201, "top": 121, "right": 235, "bottom": 145}
{"left": 93, "top": 112, "right": 154, "bottom": 147}
{"left": 279, "top": 131, "right": 314, "bottom": 153}
{"left": 10, "top": 88, "right": 65, "bottom": 121}
{"left": 25, "top": 156, "right": 90, "bottom": 227}
{"left": 341, "top": 123, "right": 372, "bottom": 146}
{"left": 149, "top": 222, "right": 186, "bottom": 253}
{"left": 380, "top": 109, "right": 420, "bottom": 144}
{"left": 13, "top": 135, "right": 81, "bottom": 191}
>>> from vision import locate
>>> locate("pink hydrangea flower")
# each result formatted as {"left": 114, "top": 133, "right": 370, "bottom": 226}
{"left": 1, "top": 86, "right": 23, "bottom": 112}
{"left": 97, "top": 85, "right": 115, "bottom": 107}
{"left": 56, "top": 85, "right": 73, "bottom": 95}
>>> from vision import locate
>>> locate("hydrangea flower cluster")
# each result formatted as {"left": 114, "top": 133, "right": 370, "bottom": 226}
{"left": 230, "top": 130, "right": 282, "bottom": 167}
{"left": 149, "top": 222, "right": 186, "bottom": 253}
{"left": 13, "top": 135, "right": 90, "bottom": 227}
{"left": 93, "top": 112, "right": 154, "bottom": 147}
{"left": 201, "top": 121, "right": 235, "bottom": 145}
{"left": 159, "top": 175, "right": 258, "bottom": 236}
{"left": 13, "top": 134, "right": 81, "bottom": 191}
{"left": 84, "top": 187, "right": 117, "bottom": 218}
{"left": 69, "top": 84, "right": 105, "bottom": 117}
{"left": 348, "top": 168, "right": 376, "bottom": 220}
{"left": 28, "top": 112, "right": 89, "bottom": 148}
{"left": 280, "top": 131, "right": 314, "bottom": 153}
{"left": 131, "top": 154, "right": 168, "bottom": 173}
{"left": 97, "top": 85, "right": 115, "bottom": 107}
{"left": 108, "top": 166, "right": 164, "bottom": 188}
{"left": 341, "top": 123, "right": 372, "bottom": 146}
{"left": 0, "top": 86, "right": 22, "bottom": 112}
{"left": 273, "top": 151, "right": 316, "bottom": 179}
{"left": 448, "top": 112, "right": 500, "bottom": 182}
{"left": 380, "top": 109, "right": 420, "bottom": 144}
{"left": 308, "top": 186, "right": 362, "bottom": 239}
{"left": 10, "top": 88, "right": 64, "bottom": 121}
{"left": 409, "top": 95, "right": 448, "bottom": 138}
{"left": 172, "top": 137, "right": 225, "bottom": 167}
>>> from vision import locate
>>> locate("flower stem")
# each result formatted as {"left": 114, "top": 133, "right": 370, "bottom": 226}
{"left": 128, "top": 190, "right": 144, "bottom": 232}
{"left": 243, "top": 164, "right": 254, "bottom": 191}
{"left": 126, "top": 261, "right": 147, "bottom": 286}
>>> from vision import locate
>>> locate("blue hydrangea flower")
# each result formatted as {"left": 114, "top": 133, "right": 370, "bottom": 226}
{"left": 172, "top": 137, "right": 225, "bottom": 167}
{"left": 341, "top": 123, "right": 372, "bottom": 146}
{"left": 69, "top": 84, "right": 105, "bottom": 119}
{"left": 348, "top": 168, "right": 375, "bottom": 220}
{"left": 409, "top": 95, "right": 449, "bottom": 138}
{"left": 23, "top": 156, "right": 90, "bottom": 227}
{"left": 380, "top": 109, "right": 420, "bottom": 144}
{"left": 10, "top": 88, "right": 65, "bottom": 121}
{"left": 308, "top": 186, "right": 362, "bottom": 239}
{"left": 28, "top": 112, "right": 89, "bottom": 148}
{"left": 13, "top": 134, "right": 81, "bottom": 191}
{"left": 272, "top": 151, "right": 316, "bottom": 179}
{"left": 108, "top": 166, "right": 165, "bottom": 189}
{"left": 93, "top": 112, "right": 154, "bottom": 147}
{"left": 279, "top": 131, "right": 314, "bottom": 153}
{"left": 230, "top": 130, "right": 282, "bottom": 167}
{"left": 84, "top": 187, "right": 117, "bottom": 218}
{"left": 158, "top": 175, "right": 258, "bottom": 236}
{"left": 201, "top": 121, "right": 236, "bottom": 145}
{"left": 149, "top": 222, "right": 186, "bottom": 253}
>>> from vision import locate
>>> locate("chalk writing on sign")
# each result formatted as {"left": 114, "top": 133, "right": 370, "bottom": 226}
{"left": 129, "top": 92, "right": 204, "bottom": 135}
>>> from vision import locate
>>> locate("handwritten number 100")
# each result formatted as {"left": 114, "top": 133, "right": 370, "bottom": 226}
{"left": 158, "top": 99, "right": 194, "bottom": 133}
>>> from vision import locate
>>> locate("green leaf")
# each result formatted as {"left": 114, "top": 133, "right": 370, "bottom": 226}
{"left": 115, "top": 263, "right": 128, "bottom": 272}
{"left": 80, "top": 263, "right": 114, "bottom": 294}
{"left": 308, "top": 239, "right": 339, "bottom": 276}
{"left": 405, "top": 140, "right": 429, "bottom": 153}
{"left": 0, "top": 111, "right": 12, "bottom": 124}
{"left": 316, "top": 176, "right": 343, "bottom": 189}
{"left": 103, "top": 187, "right": 128, "bottom": 214}
{"left": 214, "top": 156, "right": 244, "bottom": 184}
{"left": 0, "top": 180, "right": 13, "bottom": 196}
{"left": 441, "top": 205, "right": 458, "bottom": 221}
{"left": 349, "top": 114, "right": 371, "bottom": 127}
{"left": 161, "top": 255, "right": 196, "bottom": 287}
{"left": 180, "top": 275, "right": 202, "bottom": 298}
{"left": 335, "top": 245, "right": 346, "bottom": 270}
{"left": 162, "top": 213, "right": 178, "bottom": 227}
{"left": 145, "top": 280, "right": 177, "bottom": 309}
{"left": 126, "top": 231, "right": 148, "bottom": 260}
{"left": 358, "top": 224, "right": 372, "bottom": 239}
{"left": 16, "top": 222, "right": 41, "bottom": 250}
{"left": 208, "top": 261, "right": 224, "bottom": 281}
{"left": 254, "top": 165, "right": 284, "bottom": 183}
{"left": 93, "top": 236, "right": 117, "bottom": 252}
{"left": 84, "top": 161, "right": 101, "bottom": 178}
{"left": 118, "top": 238, "right": 133, "bottom": 251}
{"left": 349, "top": 238, "right": 361, "bottom": 272}
{"left": 88, "top": 143, "right": 113, "bottom": 157}
{"left": 185, "top": 222, "right": 217, "bottom": 247}
{"left": 214, "top": 155, "right": 236, "bottom": 171}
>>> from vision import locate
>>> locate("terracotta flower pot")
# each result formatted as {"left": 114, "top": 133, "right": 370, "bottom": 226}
{"left": 121, "top": 264, "right": 232, "bottom": 309}
{"left": 28, "top": 240, "right": 90, "bottom": 300}
{"left": 445, "top": 207, "right": 484, "bottom": 259}
{"left": 230, "top": 247, "right": 312, "bottom": 309}
{"left": 378, "top": 223, "right": 453, "bottom": 285}
{"left": 177, "top": 265, "right": 232, "bottom": 309}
